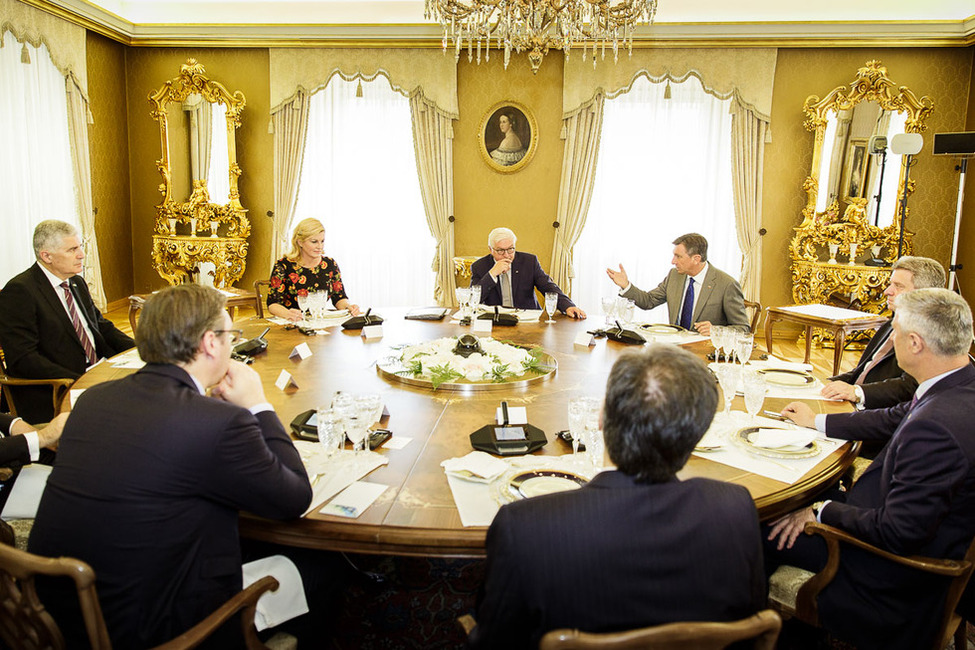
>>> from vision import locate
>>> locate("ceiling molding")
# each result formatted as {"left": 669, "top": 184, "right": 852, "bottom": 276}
{"left": 16, "top": 0, "right": 975, "bottom": 49}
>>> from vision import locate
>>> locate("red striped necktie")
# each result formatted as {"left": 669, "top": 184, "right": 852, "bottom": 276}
{"left": 61, "top": 281, "right": 98, "bottom": 366}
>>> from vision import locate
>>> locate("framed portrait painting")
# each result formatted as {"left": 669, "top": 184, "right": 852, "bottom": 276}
{"left": 843, "top": 139, "right": 868, "bottom": 200}
{"left": 479, "top": 100, "right": 537, "bottom": 174}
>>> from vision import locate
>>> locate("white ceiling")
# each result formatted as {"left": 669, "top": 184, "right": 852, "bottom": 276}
{"left": 29, "top": 0, "right": 975, "bottom": 44}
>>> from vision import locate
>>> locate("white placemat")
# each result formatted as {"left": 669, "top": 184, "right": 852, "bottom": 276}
{"left": 452, "top": 308, "right": 543, "bottom": 323}
{"left": 709, "top": 362, "right": 829, "bottom": 400}
{"left": 692, "top": 411, "right": 841, "bottom": 484}
{"left": 293, "top": 442, "right": 389, "bottom": 517}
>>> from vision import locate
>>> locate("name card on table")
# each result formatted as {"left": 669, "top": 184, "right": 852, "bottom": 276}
{"left": 472, "top": 319, "right": 493, "bottom": 334}
{"left": 574, "top": 331, "right": 596, "bottom": 348}
{"left": 275, "top": 369, "right": 299, "bottom": 391}
{"left": 289, "top": 342, "right": 313, "bottom": 360}
{"left": 362, "top": 324, "right": 384, "bottom": 340}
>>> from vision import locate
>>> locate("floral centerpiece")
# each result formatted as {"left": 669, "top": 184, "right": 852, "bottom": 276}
{"left": 395, "top": 337, "right": 550, "bottom": 389}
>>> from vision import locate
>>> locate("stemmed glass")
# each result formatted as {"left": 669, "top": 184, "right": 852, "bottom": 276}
{"left": 296, "top": 292, "right": 309, "bottom": 320}
{"left": 469, "top": 285, "right": 482, "bottom": 315}
{"left": 354, "top": 393, "right": 383, "bottom": 453}
{"left": 714, "top": 363, "right": 738, "bottom": 417}
{"left": 582, "top": 397, "right": 603, "bottom": 471}
{"left": 567, "top": 397, "right": 587, "bottom": 463}
{"left": 344, "top": 406, "right": 370, "bottom": 468}
{"left": 735, "top": 332, "right": 754, "bottom": 368}
{"left": 742, "top": 372, "right": 767, "bottom": 423}
{"left": 455, "top": 287, "right": 471, "bottom": 319}
{"left": 601, "top": 297, "right": 616, "bottom": 328}
{"left": 710, "top": 325, "right": 723, "bottom": 361}
{"left": 718, "top": 326, "right": 736, "bottom": 363}
{"left": 316, "top": 406, "right": 344, "bottom": 461}
{"left": 544, "top": 292, "right": 558, "bottom": 324}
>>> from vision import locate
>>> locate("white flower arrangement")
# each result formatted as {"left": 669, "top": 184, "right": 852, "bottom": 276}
{"left": 396, "top": 337, "right": 547, "bottom": 388}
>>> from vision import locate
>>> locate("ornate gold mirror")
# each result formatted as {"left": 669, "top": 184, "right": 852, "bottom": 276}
{"left": 148, "top": 59, "right": 250, "bottom": 287}
{"left": 790, "top": 61, "right": 934, "bottom": 312}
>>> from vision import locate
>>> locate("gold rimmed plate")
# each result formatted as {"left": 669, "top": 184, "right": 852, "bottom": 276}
{"left": 641, "top": 324, "right": 685, "bottom": 335}
{"left": 758, "top": 368, "right": 815, "bottom": 387}
{"left": 491, "top": 468, "right": 588, "bottom": 504}
{"left": 732, "top": 426, "right": 821, "bottom": 459}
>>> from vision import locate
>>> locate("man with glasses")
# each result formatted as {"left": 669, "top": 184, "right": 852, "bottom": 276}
{"left": 29, "top": 284, "right": 313, "bottom": 647}
{"left": 470, "top": 227, "right": 586, "bottom": 319}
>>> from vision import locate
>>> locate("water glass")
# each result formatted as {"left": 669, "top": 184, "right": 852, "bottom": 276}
{"left": 544, "top": 292, "right": 558, "bottom": 323}
{"left": 296, "top": 292, "right": 309, "bottom": 318}
{"left": 601, "top": 297, "right": 616, "bottom": 327}
{"left": 469, "top": 285, "right": 482, "bottom": 312}
{"left": 354, "top": 393, "right": 383, "bottom": 452}
{"left": 567, "top": 397, "right": 587, "bottom": 460}
{"left": 714, "top": 363, "right": 738, "bottom": 416}
{"left": 582, "top": 397, "right": 603, "bottom": 470}
{"left": 709, "top": 325, "right": 723, "bottom": 360}
{"left": 742, "top": 372, "right": 767, "bottom": 422}
{"left": 735, "top": 332, "right": 754, "bottom": 367}
{"left": 316, "top": 406, "right": 344, "bottom": 459}
{"left": 718, "top": 326, "right": 736, "bottom": 363}
{"left": 455, "top": 287, "right": 471, "bottom": 318}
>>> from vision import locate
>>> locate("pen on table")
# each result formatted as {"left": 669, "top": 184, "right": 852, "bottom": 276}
{"left": 762, "top": 410, "right": 792, "bottom": 423}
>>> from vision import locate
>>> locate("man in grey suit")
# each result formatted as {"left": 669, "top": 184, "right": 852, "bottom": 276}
{"left": 606, "top": 232, "right": 750, "bottom": 335}
{"left": 468, "top": 345, "right": 765, "bottom": 649}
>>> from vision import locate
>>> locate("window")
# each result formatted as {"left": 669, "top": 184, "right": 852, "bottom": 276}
{"left": 0, "top": 35, "right": 79, "bottom": 286}
{"left": 572, "top": 75, "right": 739, "bottom": 321}
{"left": 291, "top": 75, "right": 435, "bottom": 308}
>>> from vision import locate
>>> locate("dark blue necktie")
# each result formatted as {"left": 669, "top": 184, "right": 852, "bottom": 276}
{"left": 679, "top": 278, "right": 695, "bottom": 329}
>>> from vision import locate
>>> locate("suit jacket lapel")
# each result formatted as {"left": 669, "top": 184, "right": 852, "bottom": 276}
{"left": 666, "top": 270, "right": 683, "bottom": 325}
{"left": 692, "top": 268, "right": 716, "bottom": 323}
{"left": 29, "top": 264, "right": 82, "bottom": 349}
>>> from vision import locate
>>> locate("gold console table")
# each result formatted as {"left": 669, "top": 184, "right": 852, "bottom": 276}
{"left": 151, "top": 235, "right": 248, "bottom": 287}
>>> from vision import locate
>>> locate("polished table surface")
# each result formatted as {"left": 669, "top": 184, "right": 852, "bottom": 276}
{"left": 73, "top": 308, "right": 857, "bottom": 558}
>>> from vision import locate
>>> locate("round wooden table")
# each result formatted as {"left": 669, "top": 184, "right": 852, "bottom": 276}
{"left": 73, "top": 308, "right": 857, "bottom": 558}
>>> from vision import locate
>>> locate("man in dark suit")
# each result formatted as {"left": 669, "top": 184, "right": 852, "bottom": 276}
{"left": 0, "top": 220, "right": 134, "bottom": 422}
{"left": 468, "top": 345, "right": 765, "bottom": 649}
{"left": 28, "top": 284, "right": 313, "bottom": 648}
{"left": 470, "top": 227, "right": 587, "bottom": 319}
{"left": 821, "top": 255, "right": 946, "bottom": 409}
{"left": 773, "top": 288, "right": 975, "bottom": 650}
{"left": 606, "top": 232, "right": 750, "bottom": 335}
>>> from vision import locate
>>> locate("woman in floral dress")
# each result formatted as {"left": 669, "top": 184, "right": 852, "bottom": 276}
{"left": 266, "top": 218, "right": 361, "bottom": 322}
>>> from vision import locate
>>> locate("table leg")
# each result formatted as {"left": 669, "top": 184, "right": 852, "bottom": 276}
{"left": 833, "top": 329, "right": 846, "bottom": 376}
{"left": 764, "top": 314, "right": 776, "bottom": 358}
{"left": 803, "top": 326, "right": 812, "bottom": 365}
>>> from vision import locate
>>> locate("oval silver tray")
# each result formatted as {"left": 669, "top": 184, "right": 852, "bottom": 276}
{"left": 376, "top": 345, "right": 556, "bottom": 393}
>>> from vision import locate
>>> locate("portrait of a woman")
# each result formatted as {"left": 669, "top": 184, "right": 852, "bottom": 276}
{"left": 489, "top": 112, "right": 527, "bottom": 167}
{"left": 267, "top": 217, "right": 361, "bottom": 322}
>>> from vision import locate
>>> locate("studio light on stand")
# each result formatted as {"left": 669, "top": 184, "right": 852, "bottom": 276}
{"left": 891, "top": 133, "right": 924, "bottom": 261}
{"left": 864, "top": 134, "right": 889, "bottom": 266}
{"left": 933, "top": 131, "right": 975, "bottom": 294}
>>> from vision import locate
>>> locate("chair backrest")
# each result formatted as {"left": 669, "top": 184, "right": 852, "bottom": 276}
{"left": 0, "top": 541, "right": 111, "bottom": 650}
{"left": 0, "top": 345, "right": 15, "bottom": 416}
{"left": 743, "top": 300, "right": 763, "bottom": 334}
{"left": 539, "top": 609, "right": 782, "bottom": 650}
{"left": 253, "top": 280, "right": 270, "bottom": 319}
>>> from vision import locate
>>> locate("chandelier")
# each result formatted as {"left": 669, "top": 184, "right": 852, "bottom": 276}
{"left": 424, "top": 0, "right": 658, "bottom": 74}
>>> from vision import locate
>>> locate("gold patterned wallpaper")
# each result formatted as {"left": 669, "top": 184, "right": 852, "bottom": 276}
{"left": 78, "top": 37, "right": 975, "bottom": 310}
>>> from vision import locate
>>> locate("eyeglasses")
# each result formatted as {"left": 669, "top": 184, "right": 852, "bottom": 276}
{"left": 213, "top": 329, "right": 244, "bottom": 345}
{"left": 492, "top": 246, "right": 516, "bottom": 256}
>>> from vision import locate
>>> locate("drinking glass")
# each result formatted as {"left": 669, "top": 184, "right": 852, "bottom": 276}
{"left": 714, "top": 363, "right": 738, "bottom": 416}
{"left": 296, "top": 292, "right": 309, "bottom": 319}
{"left": 601, "top": 297, "right": 616, "bottom": 327}
{"left": 316, "top": 406, "right": 344, "bottom": 460}
{"left": 331, "top": 392, "right": 355, "bottom": 446}
{"left": 469, "top": 285, "right": 482, "bottom": 313}
{"left": 455, "top": 287, "right": 471, "bottom": 319}
{"left": 709, "top": 325, "right": 723, "bottom": 361}
{"left": 718, "top": 327, "right": 736, "bottom": 363}
{"left": 742, "top": 372, "right": 767, "bottom": 422}
{"left": 735, "top": 332, "right": 754, "bottom": 367}
{"left": 567, "top": 397, "right": 587, "bottom": 462}
{"left": 544, "top": 292, "right": 558, "bottom": 323}
{"left": 344, "top": 406, "right": 369, "bottom": 466}
{"left": 621, "top": 300, "right": 636, "bottom": 326}
{"left": 582, "top": 397, "right": 603, "bottom": 471}
{"left": 354, "top": 393, "right": 383, "bottom": 452}
{"left": 313, "top": 291, "right": 328, "bottom": 318}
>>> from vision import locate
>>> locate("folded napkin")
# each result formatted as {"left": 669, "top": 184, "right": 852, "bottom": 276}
{"left": 441, "top": 451, "right": 508, "bottom": 483}
{"left": 758, "top": 355, "right": 814, "bottom": 373}
{"left": 749, "top": 428, "right": 818, "bottom": 449}
{"left": 242, "top": 555, "right": 309, "bottom": 631}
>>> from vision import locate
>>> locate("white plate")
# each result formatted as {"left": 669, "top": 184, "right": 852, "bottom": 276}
{"left": 759, "top": 369, "right": 815, "bottom": 386}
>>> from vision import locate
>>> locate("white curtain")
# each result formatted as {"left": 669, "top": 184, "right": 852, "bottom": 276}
{"left": 206, "top": 101, "right": 230, "bottom": 205}
{"left": 731, "top": 99, "right": 769, "bottom": 304}
{"left": 270, "top": 90, "right": 310, "bottom": 265}
{"left": 572, "top": 75, "right": 738, "bottom": 322}
{"left": 291, "top": 74, "right": 436, "bottom": 308}
{"left": 0, "top": 33, "right": 79, "bottom": 287}
{"left": 550, "top": 95, "right": 605, "bottom": 297}
{"left": 409, "top": 92, "right": 456, "bottom": 307}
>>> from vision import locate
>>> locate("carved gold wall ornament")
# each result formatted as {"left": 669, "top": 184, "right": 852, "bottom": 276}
{"left": 148, "top": 59, "right": 249, "bottom": 286}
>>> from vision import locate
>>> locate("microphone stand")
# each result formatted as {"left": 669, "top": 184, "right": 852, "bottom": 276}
{"left": 871, "top": 149, "right": 888, "bottom": 227}
{"left": 896, "top": 154, "right": 917, "bottom": 260}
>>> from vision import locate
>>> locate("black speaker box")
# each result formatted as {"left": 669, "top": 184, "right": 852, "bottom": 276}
{"left": 933, "top": 132, "right": 975, "bottom": 157}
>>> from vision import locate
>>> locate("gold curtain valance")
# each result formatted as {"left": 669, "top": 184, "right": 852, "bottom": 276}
{"left": 270, "top": 48, "right": 458, "bottom": 118}
{"left": 562, "top": 47, "right": 777, "bottom": 121}
{"left": 0, "top": 0, "right": 87, "bottom": 95}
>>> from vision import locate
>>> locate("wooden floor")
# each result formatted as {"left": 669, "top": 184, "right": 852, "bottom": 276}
{"left": 102, "top": 303, "right": 866, "bottom": 377}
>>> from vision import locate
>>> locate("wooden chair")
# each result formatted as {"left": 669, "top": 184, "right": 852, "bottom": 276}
{"left": 538, "top": 610, "right": 782, "bottom": 649}
{"left": 0, "top": 540, "right": 280, "bottom": 650}
{"left": 0, "top": 345, "right": 73, "bottom": 419}
{"left": 768, "top": 521, "right": 975, "bottom": 650}
{"left": 254, "top": 280, "right": 270, "bottom": 319}
{"left": 743, "top": 299, "right": 763, "bottom": 334}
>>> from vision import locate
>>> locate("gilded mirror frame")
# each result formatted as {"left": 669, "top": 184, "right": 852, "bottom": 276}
{"left": 793, "top": 61, "right": 933, "bottom": 266}
{"left": 148, "top": 59, "right": 250, "bottom": 286}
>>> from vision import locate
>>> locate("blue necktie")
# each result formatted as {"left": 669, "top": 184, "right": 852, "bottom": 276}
{"left": 679, "top": 278, "right": 695, "bottom": 329}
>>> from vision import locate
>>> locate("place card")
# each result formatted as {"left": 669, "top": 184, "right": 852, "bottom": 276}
{"left": 361, "top": 324, "right": 384, "bottom": 340}
{"left": 320, "top": 481, "right": 388, "bottom": 518}
{"left": 472, "top": 319, "right": 493, "bottom": 334}
{"left": 574, "top": 331, "right": 595, "bottom": 348}
{"left": 289, "top": 342, "right": 313, "bottom": 360}
{"left": 275, "top": 369, "right": 299, "bottom": 391}
{"left": 495, "top": 405, "right": 528, "bottom": 425}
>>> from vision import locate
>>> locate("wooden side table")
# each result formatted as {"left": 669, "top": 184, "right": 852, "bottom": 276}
{"left": 765, "top": 305, "right": 889, "bottom": 376}
{"left": 128, "top": 288, "right": 257, "bottom": 334}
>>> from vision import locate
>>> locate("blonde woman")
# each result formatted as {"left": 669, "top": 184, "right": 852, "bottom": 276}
{"left": 267, "top": 218, "right": 360, "bottom": 322}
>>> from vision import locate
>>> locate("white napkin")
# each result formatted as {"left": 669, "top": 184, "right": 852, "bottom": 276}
{"left": 294, "top": 443, "right": 389, "bottom": 517}
{"left": 759, "top": 355, "right": 814, "bottom": 373}
{"left": 749, "top": 428, "right": 818, "bottom": 449}
{"left": 1, "top": 464, "right": 51, "bottom": 520}
{"left": 441, "top": 451, "right": 508, "bottom": 483}
{"left": 241, "top": 555, "right": 309, "bottom": 631}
